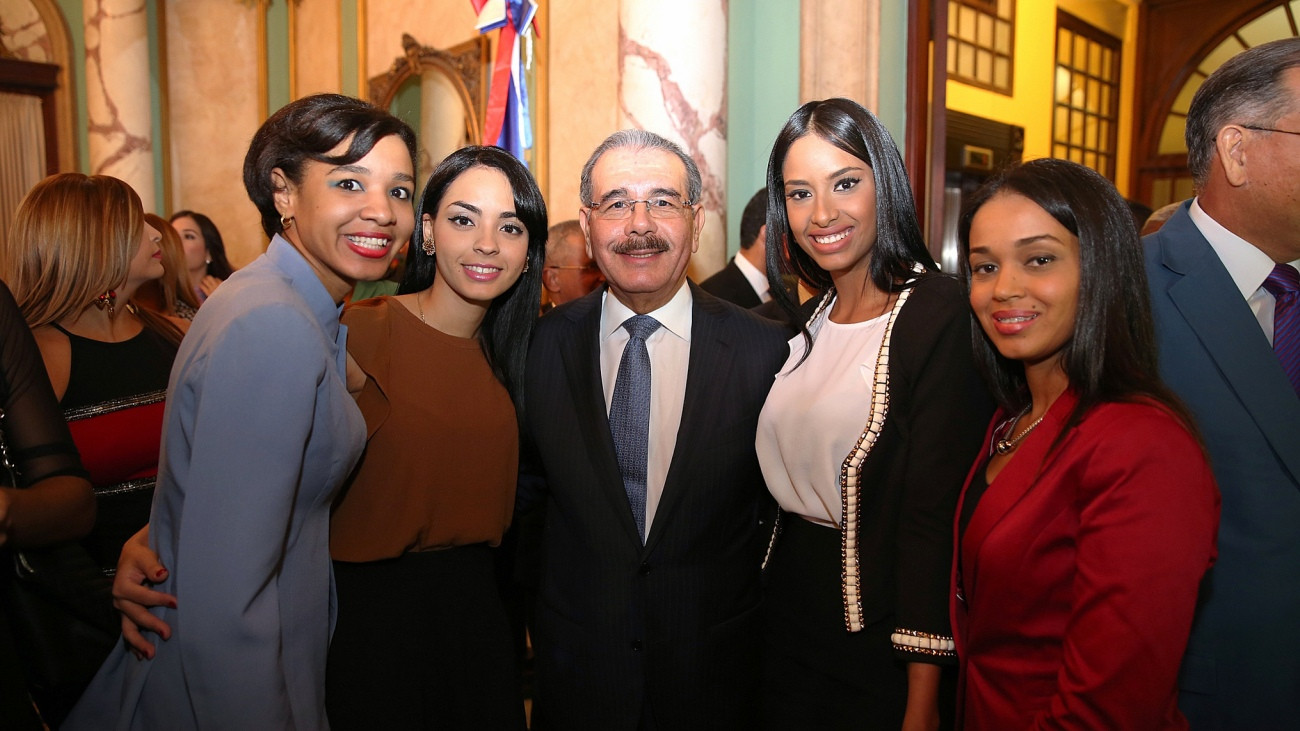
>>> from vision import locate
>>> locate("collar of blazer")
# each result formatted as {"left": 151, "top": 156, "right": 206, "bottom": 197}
{"left": 1151, "top": 206, "right": 1300, "bottom": 486}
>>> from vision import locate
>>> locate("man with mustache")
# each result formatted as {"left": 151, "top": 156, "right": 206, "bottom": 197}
{"left": 522, "top": 130, "right": 788, "bottom": 730}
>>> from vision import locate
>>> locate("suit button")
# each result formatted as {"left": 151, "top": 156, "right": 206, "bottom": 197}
{"left": 631, "top": 640, "right": 643, "bottom": 651}
{"left": 638, "top": 562, "right": 651, "bottom": 576}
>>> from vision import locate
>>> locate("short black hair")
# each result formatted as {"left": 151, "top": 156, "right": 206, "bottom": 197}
{"left": 400, "top": 146, "right": 547, "bottom": 415}
{"left": 738, "top": 188, "right": 767, "bottom": 250}
{"left": 957, "top": 158, "right": 1199, "bottom": 445}
{"left": 242, "top": 94, "right": 417, "bottom": 239}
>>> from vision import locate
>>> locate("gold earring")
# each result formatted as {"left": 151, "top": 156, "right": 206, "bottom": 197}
{"left": 422, "top": 239, "right": 435, "bottom": 256}
{"left": 523, "top": 260, "right": 530, "bottom": 273}
{"left": 280, "top": 214, "right": 294, "bottom": 229}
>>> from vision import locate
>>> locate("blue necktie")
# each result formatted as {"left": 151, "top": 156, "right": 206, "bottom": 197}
{"left": 1263, "top": 263, "right": 1300, "bottom": 396}
{"left": 610, "top": 315, "right": 661, "bottom": 542}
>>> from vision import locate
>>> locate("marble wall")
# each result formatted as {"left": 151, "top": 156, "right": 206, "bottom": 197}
{"left": 84, "top": 0, "right": 153, "bottom": 206}
{"left": 0, "top": 0, "right": 51, "bottom": 60}
{"left": 164, "top": 0, "right": 262, "bottom": 266}
{"left": 619, "top": 0, "right": 727, "bottom": 277}
{"left": 292, "top": 0, "right": 342, "bottom": 99}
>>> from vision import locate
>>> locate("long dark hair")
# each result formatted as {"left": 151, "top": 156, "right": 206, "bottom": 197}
{"left": 400, "top": 146, "right": 546, "bottom": 413}
{"left": 957, "top": 158, "right": 1199, "bottom": 442}
{"left": 170, "top": 210, "right": 235, "bottom": 280}
{"left": 765, "top": 98, "right": 935, "bottom": 323}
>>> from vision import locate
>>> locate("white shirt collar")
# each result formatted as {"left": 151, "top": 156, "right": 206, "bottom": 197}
{"left": 1189, "top": 197, "right": 1281, "bottom": 300}
{"left": 600, "top": 280, "right": 694, "bottom": 343}
{"left": 732, "top": 253, "right": 770, "bottom": 300}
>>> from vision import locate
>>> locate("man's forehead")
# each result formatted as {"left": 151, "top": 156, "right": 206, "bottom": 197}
{"left": 590, "top": 146, "right": 688, "bottom": 195}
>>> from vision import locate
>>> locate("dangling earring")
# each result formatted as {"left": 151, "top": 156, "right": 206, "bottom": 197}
{"left": 422, "top": 239, "right": 435, "bottom": 256}
{"left": 280, "top": 214, "right": 294, "bottom": 229}
{"left": 522, "top": 260, "right": 530, "bottom": 273}
{"left": 94, "top": 290, "right": 117, "bottom": 316}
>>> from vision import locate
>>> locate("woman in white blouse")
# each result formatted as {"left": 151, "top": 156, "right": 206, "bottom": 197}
{"left": 755, "top": 98, "right": 992, "bottom": 731}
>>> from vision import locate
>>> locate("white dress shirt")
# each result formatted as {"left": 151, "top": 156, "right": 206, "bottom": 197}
{"left": 1190, "top": 198, "right": 1300, "bottom": 345}
{"left": 599, "top": 283, "right": 693, "bottom": 533}
{"left": 733, "top": 252, "right": 772, "bottom": 303}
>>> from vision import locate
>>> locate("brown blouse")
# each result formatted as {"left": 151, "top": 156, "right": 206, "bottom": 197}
{"left": 329, "top": 296, "right": 518, "bottom": 561}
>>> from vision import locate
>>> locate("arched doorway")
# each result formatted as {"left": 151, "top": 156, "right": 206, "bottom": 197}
{"left": 1133, "top": 1, "right": 1300, "bottom": 207}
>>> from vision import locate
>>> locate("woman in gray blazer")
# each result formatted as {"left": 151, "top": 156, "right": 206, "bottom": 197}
{"left": 66, "top": 94, "right": 417, "bottom": 731}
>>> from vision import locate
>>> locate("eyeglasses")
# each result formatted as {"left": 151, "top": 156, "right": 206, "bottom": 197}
{"left": 586, "top": 196, "right": 695, "bottom": 221}
{"left": 1243, "top": 124, "right": 1300, "bottom": 137}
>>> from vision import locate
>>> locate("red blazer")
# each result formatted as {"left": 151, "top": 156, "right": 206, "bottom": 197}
{"left": 952, "top": 391, "right": 1218, "bottom": 730}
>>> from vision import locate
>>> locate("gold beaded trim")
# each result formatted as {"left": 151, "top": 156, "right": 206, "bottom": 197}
{"left": 891, "top": 627, "right": 956, "bottom": 657}
{"left": 64, "top": 389, "right": 166, "bottom": 421}
{"left": 838, "top": 277, "right": 914, "bottom": 633}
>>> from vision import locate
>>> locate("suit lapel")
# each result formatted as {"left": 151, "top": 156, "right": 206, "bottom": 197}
{"left": 643, "top": 287, "right": 735, "bottom": 555}
{"left": 557, "top": 292, "right": 645, "bottom": 544}
{"left": 961, "top": 392, "right": 1078, "bottom": 598}
{"left": 1156, "top": 211, "right": 1300, "bottom": 484}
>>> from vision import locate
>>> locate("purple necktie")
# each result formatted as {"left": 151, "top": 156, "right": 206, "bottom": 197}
{"left": 1262, "top": 263, "right": 1300, "bottom": 396}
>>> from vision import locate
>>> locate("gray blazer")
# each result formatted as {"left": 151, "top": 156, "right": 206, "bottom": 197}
{"left": 67, "top": 236, "right": 366, "bottom": 730}
{"left": 1144, "top": 204, "right": 1300, "bottom": 730}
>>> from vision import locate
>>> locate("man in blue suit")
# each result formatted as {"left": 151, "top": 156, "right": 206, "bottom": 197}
{"left": 1143, "top": 37, "right": 1300, "bottom": 730}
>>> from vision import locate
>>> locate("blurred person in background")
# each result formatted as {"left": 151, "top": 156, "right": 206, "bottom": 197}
{"left": 135, "top": 213, "right": 201, "bottom": 321}
{"left": 169, "top": 210, "right": 234, "bottom": 305}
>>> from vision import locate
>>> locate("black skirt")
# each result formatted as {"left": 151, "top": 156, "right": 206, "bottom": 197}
{"left": 761, "top": 515, "right": 908, "bottom": 731}
{"left": 327, "top": 545, "right": 525, "bottom": 730}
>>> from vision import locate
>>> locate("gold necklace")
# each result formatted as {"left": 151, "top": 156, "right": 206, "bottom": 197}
{"left": 994, "top": 405, "right": 1047, "bottom": 455}
{"left": 416, "top": 290, "right": 427, "bottom": 324}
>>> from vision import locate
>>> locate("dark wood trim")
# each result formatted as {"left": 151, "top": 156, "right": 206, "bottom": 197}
{"left": 0, "top": 58, "right": 61, "bottom": 175}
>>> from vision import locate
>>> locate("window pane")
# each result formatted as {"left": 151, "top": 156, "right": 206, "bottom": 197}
{"left": 948, "top": 2, "right": 958, "bottom": 35}
{"left": 994, "top": 57, "right": 1010, "bottom": 90}
{"left": 958, "top": 43, "right": 976, "bottom": 78}
{"left": 1087, "top": 79, "right": 1100, "bottom": 113}
{"left": 998, "top": 0, "right": 1013, "bottom": 20}
{"left": 1071, "top": 111, "right": 1083, "bottom": 146}
{"left": 1057, "top": 29, "right": 1071, "bottom": 64}
{"left": 1085, "top": 151, "right": 1097, "bottom": 171}
{"left": 1101, "top": 49, "right": 1113, "bottom": 80}
{"left": 1100, "top": 84, "right": 1111, "bottom": 114}
{"left": 977, "top": 49, "right": 994, "bottom": 83}
{"left": 1088, "top": 41, "right": 1102, "bottom": 76}
{"left": 996, "top": 21, "right": 1011, "bottom": 54}
{"left": 1073, "top": 37, "right": 1088, "bottom": 70}
{"left": 1070, "top": 147, "right": 1083, "bottom": 163}
{"left": 947, "top": 40, "right": 957, "bottom": 74}
{"left": 1054, "top": 106, "right": 1069, "bottom": 142}
{"left": 960, "top": 6, "right": 977, "bottom": 42}
{"left": 977, "top": 13, "right": 994, "bottom": 47}
{"left": 1086, "top": 115, "right": 1099, "bottom": 149}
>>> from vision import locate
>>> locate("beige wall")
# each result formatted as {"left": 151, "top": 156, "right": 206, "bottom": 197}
{"left": 544, "top": 0, "right": 620, "bottom": 223}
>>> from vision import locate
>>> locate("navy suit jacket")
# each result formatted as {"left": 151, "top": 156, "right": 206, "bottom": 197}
{"left": 1143, "top": 203, "right": 1300, "bottom": 730}
{"left": 523, "top": 283, "right": 787, "bottom": 731}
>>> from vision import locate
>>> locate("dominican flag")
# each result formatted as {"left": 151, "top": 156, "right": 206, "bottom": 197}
{"left": 472, "top": 0, "right": 539, "bottom": 165}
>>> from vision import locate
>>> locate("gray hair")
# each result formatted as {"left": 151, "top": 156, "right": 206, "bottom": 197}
{"left": 1186, "top": 38, "right": 1300, "bottom": 187}
{"left": 578, "top": 129, "right": 703, "bottom": 206}
{"left": 544, "top": 219, "right": 584, "bottom": 264}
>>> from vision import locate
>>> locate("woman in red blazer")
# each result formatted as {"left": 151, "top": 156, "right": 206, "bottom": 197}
{"left": 953, "top": 159, "right": 1219, "bottom": 729}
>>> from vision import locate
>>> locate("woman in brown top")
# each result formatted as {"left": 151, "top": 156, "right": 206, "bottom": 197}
{"left": 326, "top": 146, "right": 546, "bottom": 730}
